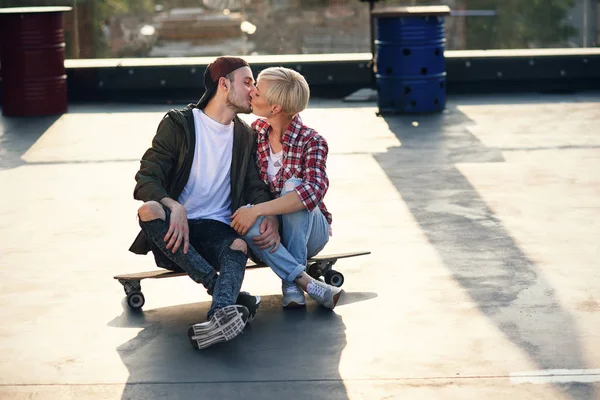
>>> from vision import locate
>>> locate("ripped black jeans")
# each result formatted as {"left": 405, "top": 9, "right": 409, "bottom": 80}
{"left": 139, "top": 209, "right": 247, "bottom": 319}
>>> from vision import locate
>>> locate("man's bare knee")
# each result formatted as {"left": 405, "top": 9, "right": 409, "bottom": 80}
{"left": 138, "top": 201, "right": 165, "bottom": 222}
{"left": 230, "top": 239, "right": 247, "bottom": 254}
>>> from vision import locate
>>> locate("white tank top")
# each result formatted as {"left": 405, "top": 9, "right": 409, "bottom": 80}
{"left": 267, "top": 145, "right": 284, "bottom": 186}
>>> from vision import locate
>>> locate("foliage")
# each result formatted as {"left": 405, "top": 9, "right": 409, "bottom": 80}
{"left": 376, "top": 0, "right": 577, "bottom": 49}
{"left": 463, "top": 0, "right": 577, "bottom": 48}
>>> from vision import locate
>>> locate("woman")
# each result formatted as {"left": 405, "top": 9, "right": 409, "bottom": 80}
{"left": 230, "top": 67, "right": 340, "bottom": 309}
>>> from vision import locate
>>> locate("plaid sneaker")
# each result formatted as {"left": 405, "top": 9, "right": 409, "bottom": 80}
{"left": 306, "top": 280, "right": 342, "bottom": 309}
{"left": 187, "top": 305, "right": 249, "bottom": 350}
{"left": 236, "top": 291, "right": 261, "bottom": 323}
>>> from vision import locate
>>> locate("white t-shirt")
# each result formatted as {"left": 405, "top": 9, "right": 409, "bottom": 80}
{"left": 266, "top": 145, "right": 283, "bottom": 186}
{"left": 177, "top": 109, "right": 233, "bottom": 224}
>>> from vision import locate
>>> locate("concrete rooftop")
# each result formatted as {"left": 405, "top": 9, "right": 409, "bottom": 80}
{"left": 0, "top": 92, "right": 599, "bottom": 399}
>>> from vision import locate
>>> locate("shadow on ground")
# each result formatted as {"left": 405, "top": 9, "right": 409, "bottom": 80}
{"left": 0, "top": 115, "right": 60, "bottom": 170}
{"left": 373, "top": 104, "right": 596, "bottom": 399}
{"left": 0, "top": 106, "right": 179, "bottom": 170}
{"left": 108, "top": 292, "right": 374, "bottom": 399}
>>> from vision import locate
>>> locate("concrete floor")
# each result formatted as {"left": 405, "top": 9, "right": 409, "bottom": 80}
{"left": 0, "top": 92, "right": 599, "bottom": 399}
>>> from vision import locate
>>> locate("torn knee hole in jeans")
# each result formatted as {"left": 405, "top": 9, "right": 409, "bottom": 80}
{"left": 282, "top": 178, "right": 302, "bottom": 195}
{"left": 229, "top": 239, "right": 248, "bottom": 254}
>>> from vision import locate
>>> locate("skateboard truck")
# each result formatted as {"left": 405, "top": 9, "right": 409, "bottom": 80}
{"left": 118, "top": 279, "right": 145, "bottom": 309}
{"left": 307, "top": 259, "right": 345, "bottom": 287}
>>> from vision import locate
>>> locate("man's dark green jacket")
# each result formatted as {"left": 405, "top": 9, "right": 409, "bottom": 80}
{"left": 129, "top": 104, "right": 272, "bottom": 255}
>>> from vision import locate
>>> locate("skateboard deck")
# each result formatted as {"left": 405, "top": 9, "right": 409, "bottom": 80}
{"left": 115, "top": 251, "right": 370, "bottom": 309}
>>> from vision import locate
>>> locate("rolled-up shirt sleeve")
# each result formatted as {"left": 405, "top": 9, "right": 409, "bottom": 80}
{"left": 294, "top": 135, "right": 329, "bottom": 211}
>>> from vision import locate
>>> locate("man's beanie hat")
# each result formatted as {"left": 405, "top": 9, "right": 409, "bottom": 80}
{"left": 197, "top": 56, "right": 250, "bottom": 108}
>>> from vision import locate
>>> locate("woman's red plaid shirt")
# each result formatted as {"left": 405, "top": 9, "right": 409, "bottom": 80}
{"left": 252, "top": 115, "right": 332, "bottom": 226}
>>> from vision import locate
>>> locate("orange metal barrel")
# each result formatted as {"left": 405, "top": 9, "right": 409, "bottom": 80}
{"left": 0, "top": 7, "right": 72, "bottom": 116}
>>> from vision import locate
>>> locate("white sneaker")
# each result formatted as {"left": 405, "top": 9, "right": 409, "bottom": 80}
{"left": 282, "top": 280, "right": 306, "bottom": 308}
{"left": 306, "top": 280, "right": 342, "bottom": 309}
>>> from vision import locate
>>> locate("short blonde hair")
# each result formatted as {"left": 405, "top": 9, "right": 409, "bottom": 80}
{"left": 257, "top": 67, "right": 310, "bottom": 116}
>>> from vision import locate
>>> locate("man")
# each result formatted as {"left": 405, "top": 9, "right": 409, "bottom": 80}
{"left": 129, "top": 56, "right": 279, "bottom": 350}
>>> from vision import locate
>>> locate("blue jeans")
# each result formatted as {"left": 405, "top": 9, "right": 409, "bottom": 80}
{"left": 243, "top": 178, "right": 329, "bottom": 283}
{"left": 140, "top": 210, "right": 246, "bottom": 319}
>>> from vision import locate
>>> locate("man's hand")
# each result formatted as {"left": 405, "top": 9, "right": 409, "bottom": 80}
{"left": 231, "top": 205, "right": 260, "bottom": 236}
{"left": 163, "top": 201, "right": 189, "bottom": 254}
{"left": 252, "top": 216, "right": 280, "bottom": 253}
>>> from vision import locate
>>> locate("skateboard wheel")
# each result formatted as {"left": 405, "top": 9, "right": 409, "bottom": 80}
{"left": 127, "top": 292, "right": 145, "bottom": 309}
{"left": 324, "top": 271, "right": 344, "bottom": 287}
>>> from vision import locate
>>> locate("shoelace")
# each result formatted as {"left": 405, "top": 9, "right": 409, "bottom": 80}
{"left": 307, "top": 282, "right": 326, "bottom": 298}
{"left": 284, "top": 282, "right": 301, "bottom": 293}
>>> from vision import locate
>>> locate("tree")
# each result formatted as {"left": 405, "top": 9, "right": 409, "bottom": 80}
{"left": 463, "top": 0, "right": 577, "bottom": 49}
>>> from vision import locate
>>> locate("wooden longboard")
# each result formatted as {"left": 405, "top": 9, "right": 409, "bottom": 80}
{"left": 114, "top": 251, "right": 370, "bottom": 281}
{"left": 115, "top": 251, "right": 370, "bottom": 309}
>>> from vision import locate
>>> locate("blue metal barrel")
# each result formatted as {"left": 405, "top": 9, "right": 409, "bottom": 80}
{"left": 373, "top": 6, "right": 451, "bottom": 114}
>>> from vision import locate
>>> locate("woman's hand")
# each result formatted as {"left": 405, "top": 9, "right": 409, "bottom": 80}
{"left": 231, "top": 206, "right": 260, "bottom": 236}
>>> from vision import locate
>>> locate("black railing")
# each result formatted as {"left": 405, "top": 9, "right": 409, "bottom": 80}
{"left": 55, "top": 49, "right": 600, "bottom": 103}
